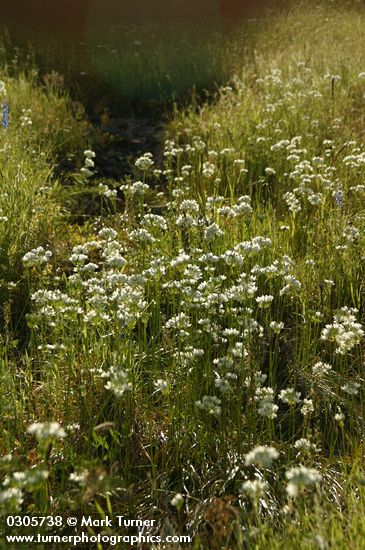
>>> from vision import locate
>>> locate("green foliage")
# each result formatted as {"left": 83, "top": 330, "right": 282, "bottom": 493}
{"left": 0, "top": 70, "right": 89, "bottom": 341}
{"left": 1, "top": 1, "right": 365, "bottom": 548}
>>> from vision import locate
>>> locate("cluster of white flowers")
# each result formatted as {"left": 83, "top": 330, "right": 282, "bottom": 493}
{"left": 4, "top": 469, "right": 49, "bottom": 488}
{"left": 284, "top": 191, "right": 301, "bottom": 213}
{"left": 170, "top": 493, "right": 184, "bottom": 509}
{"left": 135, "top": 152, "right": 154, "bottom": 171}
{"left": 120, "top": 180, "right": 150, "bottom": 197}
{"left": 204, "top": 222, "right": 223, "bottom": 242}
{"left": 129, "top": 228, "right": 155, "bottom": 246}
{"left": 142, "top": 214, "right": 168, "bottom": 232}
{"left": 202, "top": 161, "right": 216, "bottom": 178}
{"left": 255, "top": 387, "right": 279, "bottom": 419}
{"left": 285, "top": 466, "right": 322, "bottom": 497}
{"left": 29, "top": 229, "right": 148, "bottom": 331}
{"left": 0, "top": 487, "right": 23, "bottom": 512}
{"left": 341, "top": 381, "right": 360, "bottom": 396}
{"left": 255, "top": 295, "right": 274, "bottom": 308}
{"left": 165, "top": 312, "right": 191, "bottom": 337}
{"left": 270, "top": 321, "right": 284, "bottom": 333}
{"left": 278, "top": 388, "right": 301, "bottom": 406}
{"left": 321, "top": 307, "right": 364, "bottom": 354}
{"left": 241, "top": 479, "right": 268, "bottom": 500}
{"left": 195, "top": 395, "right": 221, "bottom": 416}
{"left": 312, "top": 361, "right": 332, "bottom": 376}
{"left": 20, "top": 108, "right": 32, "bottom": 127}
{"left": 334, "top": 408, "right": 345, "bottom": 423}
{"left": 294, "top": 438, "right": 319, "bottom": 453}
{"left": 0, "top": 80, "right": 6, "bottom": 96}
{"left": 69, "top": 469, "right": 90, "bottom": 485}
{"left": 301, "top": 398, "right": 314, "bottom": 416}
{"left": 102, "top": 366, "right": 133, "bottom": 398}
{"left": 18, "top": 56, "right": 365, "bottom": 523}
{"left": 342, "top": 224, "right": 360, "bottom": 243}
{"left": 244, "top": 445, "right": 279, "bottom": 468}
{"left": 81, "top": 149, "right": 96, "bottom": 178}
{"left": 98, "top": 183, "right": 117, "bottom": 198}
{"left": 22, "top": 246, "right": 52, "bottom": 267}
{"left": 27, "top": 421, "right": 66, "bottom": 441}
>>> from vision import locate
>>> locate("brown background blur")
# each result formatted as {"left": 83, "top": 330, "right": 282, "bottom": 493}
{"left": 0, "top": 1, "right": 265, "bottom": 37}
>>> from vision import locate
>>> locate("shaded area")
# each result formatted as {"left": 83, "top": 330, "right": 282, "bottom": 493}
{"left": 0, "top": 1, "right": 264, "bottom": 36}
{"left": 0, "top": 1, "right": 270, "bottom": 199}
{"left": 91, "top": 115, "right": 165, "bottom": 179}
{"left": 0, "top": 1, "right": 268, "bottom": 111}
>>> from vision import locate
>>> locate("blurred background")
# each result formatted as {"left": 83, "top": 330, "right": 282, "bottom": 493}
{"left": 0, "top": 1, "right": 264, "bottom": 37}
{"left": 0, "top": 1, "right": 267, "bottom": 109}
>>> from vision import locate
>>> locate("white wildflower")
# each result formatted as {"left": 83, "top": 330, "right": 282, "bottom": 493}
{"left": 334, "top": 408, "right": 345, "bottom": 423}
{"left": 241, "top": 479, "right": 268, "bottom": 500}
{"left": 202, "top": 162, "right": 216, "bottom": 178}
{"left": 104, "top": 367, "right": 133, "bottom": 397}
{"left": 154, "top": 379, "right": 168, "bottom": 392}
{"left": 255, "top": 295, "right": 274, "bottom": 308}
{"left": 204, "top": 223, "right": 223, "bottom": 241}
{"left": 129, "top": 228, "right": 155, "bottom": 245}
{"left": 81, "top": 167, "right": 93, "bottom": 178}
{"left": 22, "top": 246, "right": 52, "bottom": 267}
{"left": 195, "top": 395, "right": 221, "bottom": 416}
{"left": 179, "top": 199, "right": 200, "bottom": 214}
{"left": 321, "top": 307, "right": 363, "bottom": 354}
{"left": 270, "top": 321, "right": 284, "bottom": 333}
{"left": 279, "top": 388, "right": 301, "bottom": 405}
{"left": 285, "top": 466, "right": 322, "bottom": 497}
{"left": 294, "top": 439, "right": 319, "bottom": 453}
{"left": 170, "top": 493, "right": 184, "bottom": 509}
{"left": 27, "top": 421, "right": 66, "bottom": 441}
{"left": 98, "top": 227, "right": 117, "bottom": 241}
{"left": 0, "top": 487, "right": 23, "bottom": 511}
{"left": 341, "top": 381, "right": 360, "bottom": 396}
{"left": 301, "top": 398, "right": 314, "bottom": 416}
{"left": 70, "top": 470, "right": 90, "bottom": 485}
{"left": 12, "top": 470, "right": 49, "bottom": 487}
{"left": 120, "top": 180, "right": 150, "bottom": 197}
{"left": 0, "top": 80, "right": 6, "bottom": 96}
{"left": 312, "top": 361, "right": 332, "bottom": 376}
{"left": 244, "top": 445, "right": 279, "bottom": 468}
{"left": 255, "top": 387, "right": 278, "bottom": 419}
{"left": 135, "top": 153, "right": 154, "bottom": 171}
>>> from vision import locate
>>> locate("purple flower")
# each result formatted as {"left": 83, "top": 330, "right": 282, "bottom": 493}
{"left": 1, "top": 101, "right": 9, "bottom": 128}
{"left": 335, "top": 190, "right": 343, "bottom": 208}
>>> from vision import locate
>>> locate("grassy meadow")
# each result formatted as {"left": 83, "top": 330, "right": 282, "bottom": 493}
{"left": 1, "top": 0, "right": 365, "bottom": 548}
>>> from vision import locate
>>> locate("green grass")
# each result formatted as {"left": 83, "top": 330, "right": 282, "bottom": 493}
{"left": 1, "top": 1, "right": 365, "bottom": 548}
{"left": 0, "top": 69, "right": 89, "bottom": 339}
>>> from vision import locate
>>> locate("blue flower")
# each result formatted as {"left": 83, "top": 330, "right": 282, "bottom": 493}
{"left": 335, "top": 190, "right": 343, "bottom": 208}
{"left": 1, "top": 101, "right": 9, "bottom": 128}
